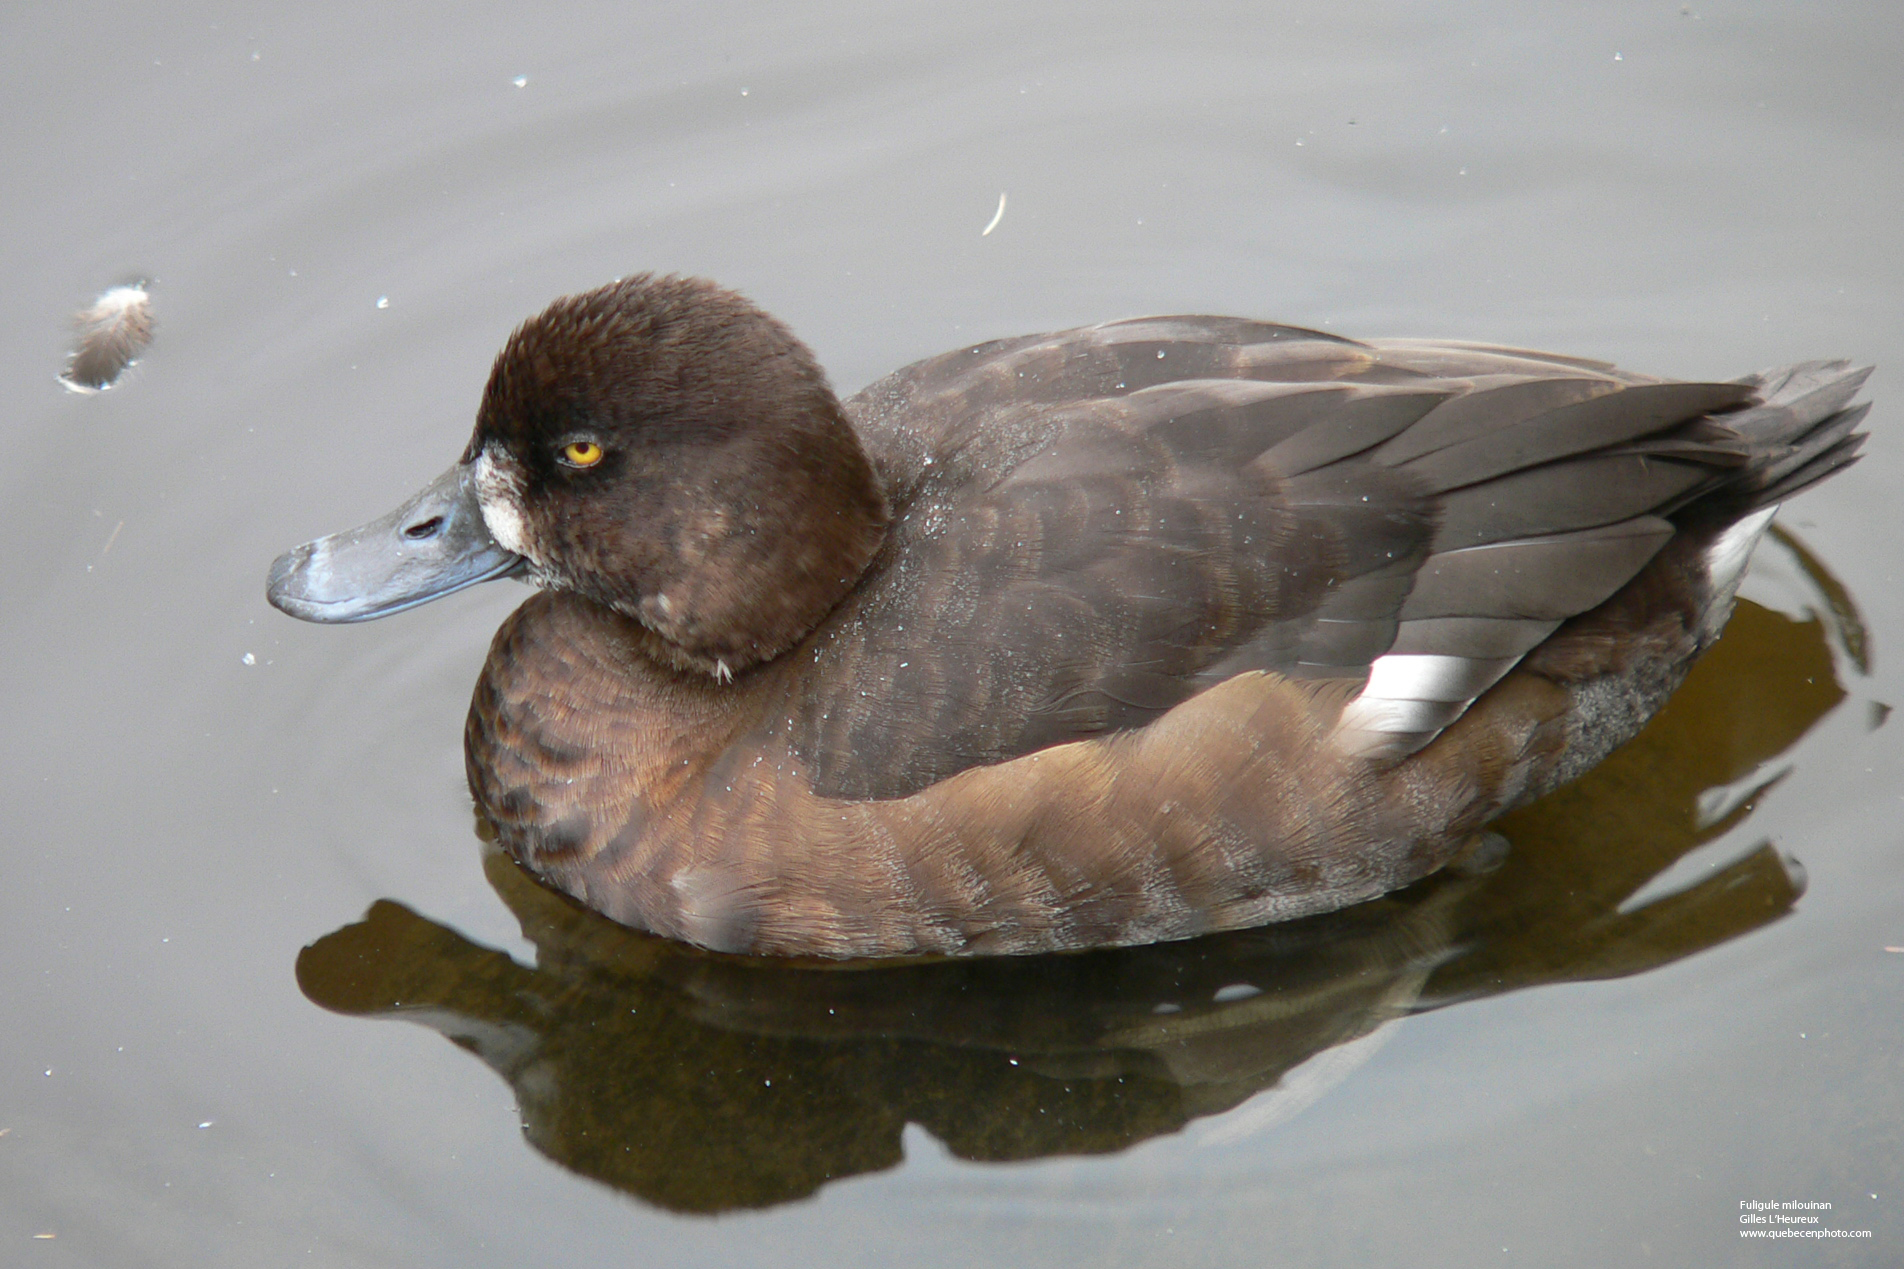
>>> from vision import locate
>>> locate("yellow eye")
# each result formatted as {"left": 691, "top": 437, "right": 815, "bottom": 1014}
{"left": 561, "top": 440, "right": 604, "bottom": 468}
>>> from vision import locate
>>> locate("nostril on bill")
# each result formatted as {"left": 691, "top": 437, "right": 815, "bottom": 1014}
{"left": 404, "top": 516, "right": 444, "bottom": 541}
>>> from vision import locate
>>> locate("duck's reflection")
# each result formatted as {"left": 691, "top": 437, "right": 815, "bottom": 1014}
{"left": 297, "top": 531, "right": 1858, "bottom": 1214}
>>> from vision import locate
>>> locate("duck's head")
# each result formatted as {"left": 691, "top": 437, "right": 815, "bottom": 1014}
{"left": 267, "top": 275, "right": 891, "bottom": 677}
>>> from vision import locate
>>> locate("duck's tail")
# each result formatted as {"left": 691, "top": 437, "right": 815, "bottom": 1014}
{"left": 1717, "top": 360, "right": 1873, "bottom": 510}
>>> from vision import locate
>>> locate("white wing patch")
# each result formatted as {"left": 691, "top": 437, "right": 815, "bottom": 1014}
{"left": 1363, "top": 653, "right": 1517, "bottom": 702}
{"left": 1335, "top": 652, "right": 1524, "bottom": 759}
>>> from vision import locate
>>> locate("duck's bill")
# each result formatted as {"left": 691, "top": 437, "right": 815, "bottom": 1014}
{"left": 266, "top": 461, "right": 525, "bottom": 623}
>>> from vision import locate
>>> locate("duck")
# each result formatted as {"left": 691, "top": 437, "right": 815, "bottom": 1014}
{"left": 267, "top": 274, "right": 1871, "bottom": 958}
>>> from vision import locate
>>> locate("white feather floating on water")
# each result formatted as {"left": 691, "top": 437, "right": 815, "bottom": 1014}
{"left": 62, "top": 282, "right": 154, "bottom": 393}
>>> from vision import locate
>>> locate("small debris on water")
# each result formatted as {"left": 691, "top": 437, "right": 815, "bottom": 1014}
{"left": 61, "top": 281, "right": 154, "bottom": 393}
{"left": 981, "top": 192, "right": 1007, "bottom": 236}
{"left": 375, "top": 295, "right": 389, "bottom": 309}
{"left": 512, "top": 75, "right": 528, "bottom": 88}
{"left": 242, "top": 653, "right": 256, "bottom": 666}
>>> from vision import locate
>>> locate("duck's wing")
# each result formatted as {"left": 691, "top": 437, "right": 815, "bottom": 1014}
{"left": 798, "top": 318, "right": 1859, "bottom": 800}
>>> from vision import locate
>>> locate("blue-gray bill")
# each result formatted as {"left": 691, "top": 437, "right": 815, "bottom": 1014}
{"left": 266, "top": 461, "right": 524, "bottom": 623}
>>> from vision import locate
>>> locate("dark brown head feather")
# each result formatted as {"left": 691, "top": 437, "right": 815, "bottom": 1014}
{"left": 470, "top": 274, "right": 890, "bottom": 673}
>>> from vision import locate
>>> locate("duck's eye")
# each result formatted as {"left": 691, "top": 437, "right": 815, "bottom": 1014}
{"left": 560, "top": 440, "right": 604, "bottom": 468}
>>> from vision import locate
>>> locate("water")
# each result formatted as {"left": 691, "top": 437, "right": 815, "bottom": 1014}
{"left": 3, "top": 2, "right": 1900, "bottom": 1264}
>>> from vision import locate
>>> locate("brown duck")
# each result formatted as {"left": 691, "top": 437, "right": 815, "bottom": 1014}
{"left": 267, "top": 275, "right": 1870, "bottom": 957}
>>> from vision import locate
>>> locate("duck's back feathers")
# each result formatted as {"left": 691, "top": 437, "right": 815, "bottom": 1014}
{"left": 786, "top": 320, "right": 1858, "bottom": 786}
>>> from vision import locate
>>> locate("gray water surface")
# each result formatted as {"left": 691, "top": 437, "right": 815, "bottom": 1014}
{"left": 3, "top": 3, "right": 1900, "bottom": 1266}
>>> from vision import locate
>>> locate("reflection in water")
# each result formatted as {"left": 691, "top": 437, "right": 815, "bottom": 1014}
{"left": 298, "top": 537, "right": 1857, "bottom": 1215}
